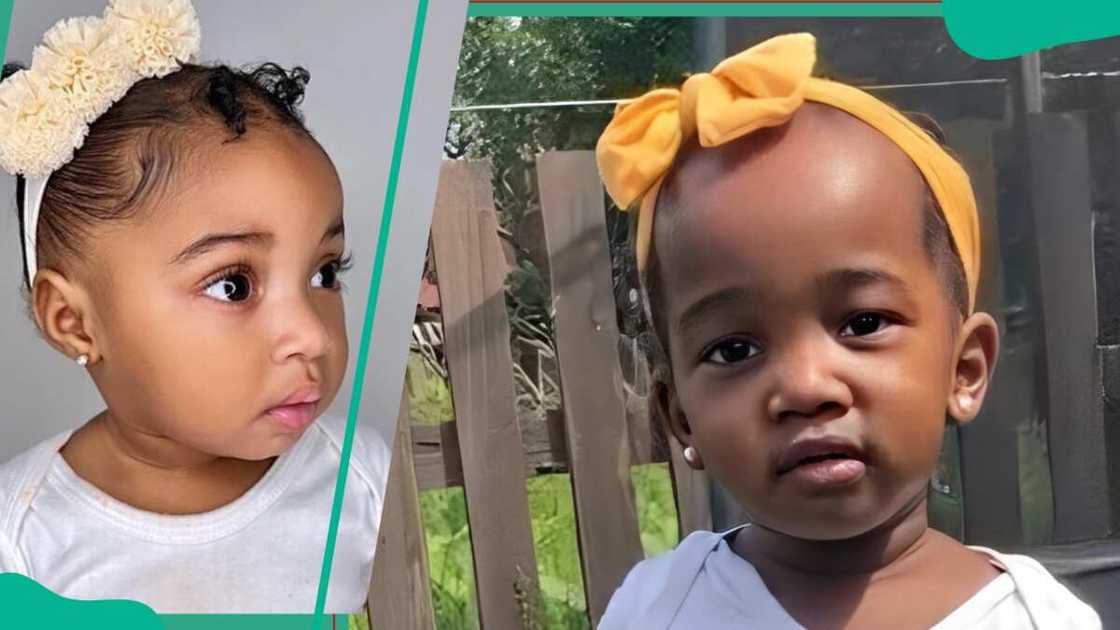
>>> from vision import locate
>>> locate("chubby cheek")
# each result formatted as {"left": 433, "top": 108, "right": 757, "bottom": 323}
{"left": 681, "top": 377, "right": 774, "bottom": 501}
{"left": 118, "top": 304, "right": 273, "bottom": 448}
{"left": 863, "top": 363, "right": 949, "bottom": 487}
{"left": 97, "top": 288, "right": 348, "bottom": 459}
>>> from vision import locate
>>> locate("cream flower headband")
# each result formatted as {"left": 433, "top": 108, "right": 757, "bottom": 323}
{"left": 0, "top": 0, "right": 201, "bottom": 282}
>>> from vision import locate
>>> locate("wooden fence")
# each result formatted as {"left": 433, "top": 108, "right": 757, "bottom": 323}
{"left": 366, "top": 110, "right": 1120, "bottom": 629}
{"left": 369, "top": 154, "right": 711, "bottom": 630}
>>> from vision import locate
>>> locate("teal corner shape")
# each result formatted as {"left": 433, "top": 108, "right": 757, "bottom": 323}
{"left": 944, "top": 0, "right": 1120, "bottom": 60}
{"left": 0, "top": 573, "right": 161, "bottom": 628}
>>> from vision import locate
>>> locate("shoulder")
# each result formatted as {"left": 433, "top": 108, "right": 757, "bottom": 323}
{"left": 599, "top": 529, "right": 728, "bottom": 630}
{"left": 970, "top": 546, "right": 1103, "bottom": 629}
{"left": 0, "top": 433, "right": 69, "bottom": 527}
{"left": 0, "top": 433, "right": 70, "bottom": 573}
{"left": 312, "top": 413, "right": 392, "bottom": 502}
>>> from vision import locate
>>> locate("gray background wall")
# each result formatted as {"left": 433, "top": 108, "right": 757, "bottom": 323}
{"left": 0, "top": 0, "right": 466, "bottom": 463}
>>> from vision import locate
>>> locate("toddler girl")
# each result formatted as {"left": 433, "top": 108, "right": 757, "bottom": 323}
{"left": 596, "top": 33, "right": 1100, "bottom": 629}
{"left": 0, "top": 0, "right": 387, "bottom": 613}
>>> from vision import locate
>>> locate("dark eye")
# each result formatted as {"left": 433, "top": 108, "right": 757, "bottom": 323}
{"left": 840, "top": 312, "right": 889, "bottom": 337}
{"left": 311, "top": 260, "right": 344, "bottom": 290}
{"left": 703, "top": 338, "right": 761, "bottom": 365}
{"left": 203, "top": 273, "right": 253, "bottom": 302}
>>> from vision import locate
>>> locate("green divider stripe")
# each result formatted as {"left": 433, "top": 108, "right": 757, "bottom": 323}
{"left": 468, "top": 3, "right": 942, "bottom": 17}
{"left": 0, "top": 0, "right": 13, "bottom": 62}
{"left": 311, "top": 0, "right": 431, "bottom": 627}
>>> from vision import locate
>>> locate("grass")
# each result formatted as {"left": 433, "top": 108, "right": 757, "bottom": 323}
{"left": 416, "top": 468, "right": 678, "bottom": 630}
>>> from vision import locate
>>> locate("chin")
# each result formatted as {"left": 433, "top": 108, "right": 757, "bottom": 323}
{"left": 216, "top": 433, "right": 300, "bottom": 461}
{"left": 256, "top": 434, "right": 306, "bottom": 459}
{"left": 755, "top": 498, "right": 896, "bottom": 541}
{"left": 777, "top": 519, "right": 882, "bottom": 541}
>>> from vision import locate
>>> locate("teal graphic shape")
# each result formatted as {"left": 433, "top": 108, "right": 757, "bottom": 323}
{"left": 944, "top": 0, "right": 1120, "bottom": 60}
{"left": 0, "top": 573, "right": 161, "bottom": 628}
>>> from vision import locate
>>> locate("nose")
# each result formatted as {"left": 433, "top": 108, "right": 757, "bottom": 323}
{"left": 765, "top": 332, "right": 853, "bottom": 422}
{"left": 269, "top": 291, "right": 332, "bottom": 365}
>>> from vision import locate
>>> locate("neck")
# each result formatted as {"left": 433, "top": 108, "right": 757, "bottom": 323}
{"left": 60, "top": 410, "right": 274, "bottom": 514}
{"left": 99, "top": 410, "right": 223, "bottom": 470}
{"left": 735, "top": 491, "right": 932, "bottom": 580}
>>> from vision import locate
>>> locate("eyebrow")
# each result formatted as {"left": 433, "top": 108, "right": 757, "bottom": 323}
{"left": 322, "top": 216, "right": 345, "bottom": 243}
{"left": 170, "top": 230, "right": 273, "bottom": 265}
{"left": 817, "top": 267, "right": 911, "bottom": 292}
{"left": 674, "top": 268, "right": 913, "bottom": 333}
{"left": 169, "top": 216, "right": 345, "bottom": 266}
{"left": 676, "top": 286, "right": 757, "bottom": 334}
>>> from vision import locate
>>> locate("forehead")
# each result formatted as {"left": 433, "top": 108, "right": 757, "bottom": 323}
{"left": 656, "top": 104, "right": 934, "bottom": 311}
{"left": 133, "top": 129, "right": 342, "bottom": 240}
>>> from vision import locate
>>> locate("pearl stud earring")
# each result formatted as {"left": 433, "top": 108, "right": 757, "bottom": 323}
{"left": 683, "top": 446, "right": 699, "bottom": 465}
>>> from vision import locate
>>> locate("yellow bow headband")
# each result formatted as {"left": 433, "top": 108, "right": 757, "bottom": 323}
{"left": 595, "top": 33, "right": 980, "bottom": 313}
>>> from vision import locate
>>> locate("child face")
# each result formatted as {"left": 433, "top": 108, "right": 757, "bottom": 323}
{"left": 83, "top": 129, "right": 348, "bottom": 461}
{"left": 655, "top": 106, "right": 969, "bottom": 540}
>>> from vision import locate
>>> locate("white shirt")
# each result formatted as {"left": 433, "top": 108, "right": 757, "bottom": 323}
{"left": 600, "top": 528, "right": 1102, "bottom": 630}
{"left": 0, "top": 414, "right": 388, "bottom": 614}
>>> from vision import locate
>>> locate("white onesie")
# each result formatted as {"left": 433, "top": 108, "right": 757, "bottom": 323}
{"left": 0, "top": 413, "right": 388, "bottom": 613}
{"left": 600, "top": 527, "right": 1102, "bottom": 629}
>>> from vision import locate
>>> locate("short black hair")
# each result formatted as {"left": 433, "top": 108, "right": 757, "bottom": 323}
{"left": 3, "top": 61, "right": 315, "bottom": 288}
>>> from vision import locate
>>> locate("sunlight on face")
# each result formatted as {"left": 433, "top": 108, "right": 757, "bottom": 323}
{"left": 87, "top": 128, "right": 349, "bottom": 461}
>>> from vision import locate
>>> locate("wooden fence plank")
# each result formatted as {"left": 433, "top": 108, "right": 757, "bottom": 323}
{"left": 536, "top": 151, "right": 645, "bottom": 624}
{"left": 942, "top": 120, "right": 1026, "bottom": 546}
{"left": 412, "top": 422, "right": 464, "bottom": 491}
{"left": 1026, "top": 113, "right": 1113, "bottom": 541}
{"left": 369, "top": 392, "right": 436, "bottom": 630}
{"left": 412, "top": 414, "right": 667, "bottom": 492}
{"left": 668, "top": 441, "right": 713, "bottom": 538}
{"left": 430, "top": 160, "right": 541, "bottom": 629}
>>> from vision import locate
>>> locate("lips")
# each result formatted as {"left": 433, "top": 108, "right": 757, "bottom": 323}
{"left": 264, "top": 385, "right": 322, "bottom": 432}
{"left": 775, "top": 436, "right": 867, "bottom": 486}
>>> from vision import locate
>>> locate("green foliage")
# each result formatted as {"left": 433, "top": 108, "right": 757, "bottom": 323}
{"left": 448, "top": 15, "right": 693, "bottom": 238}
{"left": 631, "top": 464, "right": 679, "bottom": 557}
{"left": 422, "top": 487, "right": 481, "bottom": 630}
{"left": 406, "top": 352, "right": 454, "bottom": 425}
{"left": 450, "top": 17, "right": 694, "bottom": 161}
{"left": 447, "top": 18, "right": 695, "bottom": 368}
{"left": 526, "top": 475, "right": 590, "bottom": 630}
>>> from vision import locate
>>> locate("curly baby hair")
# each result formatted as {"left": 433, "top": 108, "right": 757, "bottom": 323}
{"left": 3, "top": 61, "right": 315, "bottom": 289}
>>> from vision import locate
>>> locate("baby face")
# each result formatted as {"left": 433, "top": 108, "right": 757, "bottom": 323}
{"left": 84, "top": 128, "right": 349, "bottom": 461}
{"left": 655, "top": 105, "right": 963, "bottom": 540}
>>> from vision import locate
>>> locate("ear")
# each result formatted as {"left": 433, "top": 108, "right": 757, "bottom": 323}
{"left": 30, "top": 268, "right": 102, "bottom": 365}
{"left": 654, "top": 374, "right": 704, "bottom": 470}
{"left": 946, "top": 311, "right": 1000, "bottom": 424}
